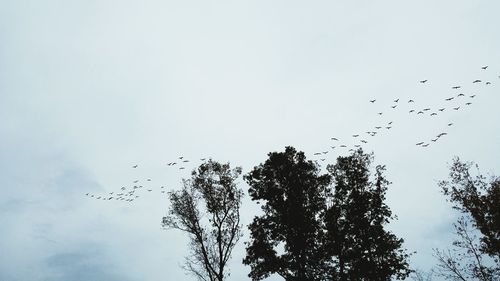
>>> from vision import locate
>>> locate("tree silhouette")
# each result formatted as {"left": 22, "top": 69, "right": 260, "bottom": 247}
{"left": 323, "top": 149, "right": 412, "bottom": 280}
{"left": 243, "top": 147, "right": 411, "bottom": 280}
{"left": 162, "top": 160, "right": 243, "bottom": 281}
{"left": 435, "top": 158, "right": 500, "bottom": 280}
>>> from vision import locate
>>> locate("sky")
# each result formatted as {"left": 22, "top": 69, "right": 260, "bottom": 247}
{"left": 1, "top": 0, "right": 499, "bottom": 280}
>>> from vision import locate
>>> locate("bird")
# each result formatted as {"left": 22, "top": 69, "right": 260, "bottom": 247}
{"left": 453, "top": 107, "right": 460, "bottom": 110}
{"left": 375, "top": 126, "right": 382, "bottom": 129}
{"left": 420, "top": 80, "right": 428, "bottom": 83}
{"left": 378, "top": 112, "right": 383, "bottom": 115}
{"left": 370, "top": 99, "right": 376, "bottom": 103}
{"left": 452, "top": 86, "right": 461, "bottom": 89}
{"left": 179, "top": 156, "right": 184, "bottom": 159}
{"left": 183, "top": 160, "right": 189, "bottom": 162}
{"left": 133, "top": 180, "right": 139, "bottom": 183}
{"left": 423, "top": 108, "right": 431, "bottom": 111}
{"left": 322, "top": 151, "right": 328, "bottom": 154}
{"left": 320, "top": 159, "right": 326, "bottom": 161}
{"left": 386, "top": 126, "right": 392, "bottom": 129}
{"left": 200, "top": 158, "right": 206, "bottom": 161}
{"left": 417, "top": 111, "right": 424, "bottom": 114}
{"left": 354, "top": 145, "right": 361, "bottom": 148}
{"left": 422, "top": 144, "right": 430, "bottom": 147}
{"left": 121, "top": 187, "right": 126, "bottom": 190}
{"left": 470, "top": 95, "right": 476, "bottom": 98}
{"left": 409, "top": 110, "right": 415, "bottom": 113}
{"left": 473, "top": 79, "right": 482, "bottom": 83}
{"left": 394, "top": 99, "right": 399, "bottom": 103}
{"left": 179, "top": 167, "right": 185, "bottom": 170}
{"left": 331, "top": 137, "right": 338, "bottom": 141}
{"left": 486, "top": 82, "right": 491, "bottom": 85}
{"left": 416, "top": 142, "right": 424, "bottom": 146}
{"left": 408, "top": 99, "right": 414, "bottom": 103}
{"left": 314, "top": 152, "right": 322, "bottom": 155}
{"left": 448, "top": 123, "right": 453, "bottom": 126}
{"left": 431, "top": 138, "right": 438, "bottom": 142}
{"left": 445, "top": 97, "right": 454, "bottom": 101}
{"left": 430, "top": 113, "right": 437, "bottom": 116}
{"left": 147, "top": 179, "right": 151, "bottom": 181}
{"left": 457, "top": 93, "right": 465, "bottom": 97}
{"left": 132, "top": 165, "right": 138, "bottom": 168}
{"left": 352, "top": 134, "right": 359, "bottom": 137}
{"left": 482, "top": 66, "right": 488, "bottom": 70}
{"left": 466, "top": 102, "right": 472, "bottom": 105}
{"left": 85, "top": 193, "right": 89, "bottom": 196}
{"left": 388, "top": 121, "right": 393, "bottom": 125}
{"left": 361, "top": 140, "right": 368, "bottom": 143}
{"left": 330, "top": 146, "right": 336, "bottom": 149}
{"left": 340, "top": 145, "right": 347, "bottom": 148}
{"left": 391, "top": 105, "right": 397, "bottom": 109}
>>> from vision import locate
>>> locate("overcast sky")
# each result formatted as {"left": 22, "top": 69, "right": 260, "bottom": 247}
{"left": 1, "top": 1, "right": 499, "bottom": 280}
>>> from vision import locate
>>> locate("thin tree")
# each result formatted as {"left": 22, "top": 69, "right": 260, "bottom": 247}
{"left": 434, "top": 157, "right": 499, "bottom": 281}
{"left": 162, "top": 160, "right": 243, "bottom": 281}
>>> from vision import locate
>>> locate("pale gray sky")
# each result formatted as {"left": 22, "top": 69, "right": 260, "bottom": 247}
{"left": 1, "top": 1, "right": 499, "bottom": 280}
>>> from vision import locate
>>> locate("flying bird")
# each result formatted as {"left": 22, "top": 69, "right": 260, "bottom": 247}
{"left": 473, "top": 79, "right": 482, "bottom": 83}
{"left": 445, "top": 97, "right": 454, "bottom": 101}
{"left": 179, "top": 156, "right": 184, "bottom": 159}
{"left": 486, "top": 82, "right": 491, "bottom": 85}
{"left": 340, "top": 145, "right": 347, "bottom": 148}
{"left": 352, "top": 134, "right": 359, "bottom": 137}
{"left": 179, "top": 167, "right": 185, "bottom": 170}
{"left": 386, "top": 126, "right": 392, "bottom": 129}
{"left": 388, "top": 121, "right": 393, "bottom": 125}
{"left": 378, "top": 112, "right": 383, "bottom": 115}
{"left": 331, "top": 137, "right": 338, "bottom": 141}
{"left": 448, "top": 123, "right": 453, "bottom": 126}
{"left": 394, "top": 99, "right": 399, "bottom": 103}
{"left": 314, "top": 152, "right": 322, "bottom": 155}
{"left": 375, "top": 126, "right": 382, "bottom": 129}
{"left": 422, "top": 144, "right": 430, "bottom": 147}
{"left": 420, "top": 80, "right": 428, "bottom": 83}
{"left": 452, "top": 86, "right": 461, "bottom": 89}
{"left": 409, "top": 109, "right": 415, "bottom": 113}
{"left": 370, "top": 99, "right": 376, "bottom": 103}
{"left": 470, "top": 95, "right": 476, "bottom": 98}
{"left": 200, "top": 158, "right": 206, "bottom": 161}
{"left": 361, "top": 140, "right": 368, "bottom": 143}
{"left": 132, "top": 165, "right": 138, "bottom": 168}
{"left": 391, "top": 105, "right": 397, "bottom": 109}
{"left": 416, "top": 142, "right": 424, "bottom": 146}
{"left": 453, "top": 107, "right": 460, "bottom": 110}
{"left": 438, "top": 108, "right": 445, "bottom": 112}
{"left": 466, "top": 102, "right": 472, "bottom": 105}
{"left": 417, "top": 111, "right": 424, "bottom": 114}
{"left": 430, "top": 113, "right": 437, "bottom": 116}
{"left": 408, "top": 99, "right": 414, "bottom": 103}
{"left": 423, "top": 108, "right": 430, "bottom": 111}
{"left": 431, "top": 138, "right": 438, "bottom": 142}
{"left": 482, "top": 66, "right": 488, "bottom": 70}
{"left": 457, "top": 93, "right": 465, "bottom": 97}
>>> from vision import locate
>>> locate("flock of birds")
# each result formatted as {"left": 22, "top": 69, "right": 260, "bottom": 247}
{"left": 85, "top": 65, "right": 497, "bottom": 202}
{"left": 309, "top": 65, "right": 496, "bottom": 161}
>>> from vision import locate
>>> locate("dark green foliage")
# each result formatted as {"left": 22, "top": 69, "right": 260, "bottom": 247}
{"left": 324, "top": 150, "right": 412, "bottom": 280}
{"left": 435, "top": 158, "right": 500, "bottom": 280}
{"left": 163, "top": 160, "right": 243, "bottom": 281}
{"left": 243, "top": 147, "right": 412, "bottom": 281}
{"left": 243, "top": 147, "right": 331, "bottom": 281}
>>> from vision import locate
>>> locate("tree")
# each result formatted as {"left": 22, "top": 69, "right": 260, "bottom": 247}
{"left": 162, "top": 160, "right": 243, "bottom": 281}
{"left": 243, "top": 147, "right": 412, "bottom": 280}
{"left": 243, "top": 146, "right": 331, "bottom": 281}
{"left": 434, "top": 158, "right": 500, "bottom": 281}
{"left": 324, "top": 149, "right": 412, "bottom": 280}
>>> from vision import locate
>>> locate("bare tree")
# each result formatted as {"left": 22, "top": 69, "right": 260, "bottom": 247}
{"left": 162, "top": 160, "right": 243, "bottom": 281}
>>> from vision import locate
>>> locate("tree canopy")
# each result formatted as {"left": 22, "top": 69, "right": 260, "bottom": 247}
{"left": 243, "top": 146, "right": 412, "bottom": 281}
{"left": 163, "top": 160, "right": 243, "bottom": 281}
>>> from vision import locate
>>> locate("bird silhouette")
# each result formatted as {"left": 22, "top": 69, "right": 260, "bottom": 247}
{"left": 417, "top": 111, "right": 424, "bottom": 114}
{"left": 448, "top": 123, "right": 453, "bottom": 126}
{"left": 445, "top": 97, "right": 454, "bottom": 101}
{"left": 391, "top": 105, "right": 397, "bottom": 109}
{"left": 470, "top": 95, "right": 476, "bottom": 98}
{"left": 452, "top": 86, "right": 461, "bottom": 89}
{"left": 132, "top": 165, "right": 138, "bottom": 168}
{"left": 370, "top": 99, "right": 376, "bottom": 103}
{"left": 352, "top": 134, "right": 359, "bottom": 137}
{"left": 438, "top": 108, "right": 445, "bottom": 112}
{"left": 423, "top": 108, "right": 431, "bottom": 111}
{"left": 200, "top": 158, "right": 206, "bottom": 161}
{"left": 378, "top": 112, "right": 383, "bottom": 115}
{"left": 331, "top": 137, "right": 338, "bottom": 141}
{"left": 422, "top": 144, "right": 429, "bottom": 147}
{"left": 420, "top": 80, "right": 428, "bottom": 83}
{"left": 408, "top": 99, "right": 414, "bottom": 103}
{"left": 430, "top": 113, "right": 437, "bottom": 116}
{"left": 482, "top": 66, "right": 488, "bottom": 70}
{"left": 457, "top": 93, "right": 465, "bottom": 97}
{"left": 466, "top": 102, "right": 472, "bottom": 105}
{"left": 409, "top": 110, "right": 415, "bottom": 113}
{"left": 486, "top": 82, "right": 491, "bottom": 85}
{"left": 473, "top": 79, "right": 482, "bottom": 83}
{"left": 416, "top": 142, "right": 424, "bottom": 146}
{"left": 394, "top": 99, "right": 399, "bottom": 103}
{"left": 453, "top": 107, "right": 460, "bottom": 110}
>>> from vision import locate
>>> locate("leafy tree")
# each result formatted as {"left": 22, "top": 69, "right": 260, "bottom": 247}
{"left": 243, "top": 147, "right": 412, "bottom": 280}
{"left": 324, "top": 149, "right": 412, "bottom": 280}
{"left": 435, "top": 158, "right": 500, "bottom": 281}
{"left": 243, "top": 146, "right": 331, "bottom": 281}
{"left": 162, "top": 160, "right": 243, "bottom": 281}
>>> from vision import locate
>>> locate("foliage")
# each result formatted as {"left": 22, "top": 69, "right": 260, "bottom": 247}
{"left": 243, "top": 147, "right": 412, "bottom": 280}
{"left": 162, "top": 160, "right": 243, "bottom": 281}
{"left": 435, "top": 158, "right": 500, "bottom": 281}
